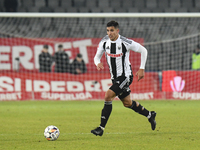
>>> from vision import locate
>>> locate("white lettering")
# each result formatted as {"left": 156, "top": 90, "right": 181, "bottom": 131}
{"left": 84, "top": 80, "right": 101, "bottom": 92}
{"left": 130, "top": 92, "right": 154, "bottom": 100}
{"left": 0, "top": 92, "right": 21, "bottom": 100}
{"left": 34, "top": 80, "right": 50, "bottom": 92}
{"left": 0, "top": 76, "right": 13, "bottom": 91}
{"left": 101, "top": 79, "right": 112, "bottom": 91}
{"left": 41, "top": 92, "right": 92, "bottom": 100}
{"left": 51, "top": 81, "right": 65, "bottom": 92}
{"left": 0, "top": 46, "right": 11, "bottom": 70}
{"left": 73, "top": 39, "right": 92, "bottom": 64}
{"left": 67, "top": 81, "right": 83, "bottom": 92}
{"left": 26, "top": 80, "right": 32, "bottom": 92}
{"left": 173, "top": 92, "right": 200, "bottom": 100}
{"left": 14, "top": 78, "right": 21, "bottom": 91}
{"left": 12, "top": 46, "right": 33, "bottom": 70}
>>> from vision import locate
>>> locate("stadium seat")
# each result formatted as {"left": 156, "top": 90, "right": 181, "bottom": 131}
{"left": 110, "top": 0, "right": 121, "bottom": 9}
{"left": 169, "top": 0, "right": 181, "bottom": 8}
{"left": 73, "top": 0, "right": 85, "bottom": 7}
{"left": 182, "top": 0, "right": 194, "bottom": 8}
{"left": 97, "top": 0, "right": 110, "bottom": 8}
{"left": 60, "top": 0, "right": 73, "bottom": 9}
{"left": 139, "top": 8, "right": 152, "bottom": 12}
{"left": 146, "top": 0, "right": 157, "bottom": 9}
{"left": 176, "top": 7, "right": 188, "bottom": 12}
{"left": 39, "top": 18, "right": 52, "bottom": 30}
{"left": 28, "top": 6, "right": 40, "bottom": 12}
{"left": 79, "top": 7, "right": 90, "bottom": 12}
{"left": 151, "top": 8, "right": 164, "bottom": 12}
{"left": 39, "top": 6, "right": 53, "bottom": 12}
{"left": 159, "top": 53, "right": 171, "bottom": 70}
{"left": 122, "top": 0, "right": 133, "bottom": 8}
{"left": 164, "top": 8, "right": 176, "bottom": 12}
{"left": 134, "top": 0, "right": 145, "bottom": 9}
{"left": 66, "top": 7, "right": 78, "bottom": 12}
{"left": 157, "top": 0, "right": 169, "bottom": 9}
{"left": 194, "top": 0, "right": 200, "bottom": 8}
{"left": 114, "top": 7, "right": 127, "bottom": 12}
{"left": 53, "top": 7, "right": 66, "bottom": 12}
{"left": 90, "top": 7, "right": 101, "bottom": 12}
{"left": 48, "top": 0, "right": 59, "bottom": 7}
{"left": 101, "top": 7, "right": 114, "bottom": 12}
{"left": 85, "top": 0, "right": 97, "bottom": 8}
{"left": 34, "top": 0, "right": 46, "bottom": 7}
{"left": 21, "top": 0, "right": 34, "bottom": 8}
{"left": 17, "top": 6, "right": 27, "bottom": 12}
{"left": 188, "top": 7, "right": 199, "bottom": 12}
{"left": 182, "top": 53, "right": 192, "bottom": 70}
{"left": 127, "top": 7, "right": 139, "bottom": 12}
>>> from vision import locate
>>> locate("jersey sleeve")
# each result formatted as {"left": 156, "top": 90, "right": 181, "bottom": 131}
{"left": 94, "top": 40, "right": 105, "bottom": 66}
{"left": 129, "top": 40, "right": 141, "bottom": 52}
{"left": 129, "top": 41, "right": 148, "bottom": 69}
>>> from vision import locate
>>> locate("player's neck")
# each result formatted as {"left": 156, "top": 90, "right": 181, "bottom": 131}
{"left": 110, "top": 34, "right": 119, "bottom": 42}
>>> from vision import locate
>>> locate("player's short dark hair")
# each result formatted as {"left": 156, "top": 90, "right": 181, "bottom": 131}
{"left": 107, "top": 21, "right": 119, "bottom": 28}
{"left": 197, "top": 44, "right": 200, "bottom": 49}
{"left": 43, "top": 44, "right": 49, "bottom": 49}
{"left": 58, "top": 44, "right": 63, "bottom": 48}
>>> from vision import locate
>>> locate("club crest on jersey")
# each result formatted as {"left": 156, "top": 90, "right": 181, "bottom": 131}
{"left": 106, "top": 52, "right": 123, "bottom": 58}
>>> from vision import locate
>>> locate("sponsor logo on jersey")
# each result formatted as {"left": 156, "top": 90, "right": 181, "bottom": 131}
{"left": 106, "top": 52, "right": 123, "bottom": 58}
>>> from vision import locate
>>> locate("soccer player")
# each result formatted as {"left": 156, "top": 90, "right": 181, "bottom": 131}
{"left": 91, "top": 21, "right": 156, "bottom": 136}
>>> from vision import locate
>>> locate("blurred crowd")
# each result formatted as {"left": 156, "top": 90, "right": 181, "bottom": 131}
{"left": 39, "top": 44, "right": 87, "bottom": 74}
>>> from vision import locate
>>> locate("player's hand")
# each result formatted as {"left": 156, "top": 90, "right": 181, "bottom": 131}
{"left": 136, "top": 69, "right": 145, "bottom": 81}
{"left": 97, "top": 63, "right": 104, "bottom": 71}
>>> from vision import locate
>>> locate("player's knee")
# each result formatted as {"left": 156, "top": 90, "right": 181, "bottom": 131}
{"left": 122, "top": 100, "right": 132, "bottom": 108}
{"left": 104, "top": 90, "right": 115, "bottom": 101}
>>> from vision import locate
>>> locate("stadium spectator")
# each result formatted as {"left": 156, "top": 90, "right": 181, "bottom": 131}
{"left": 4, "top": 0, "right": 18, "bottom": 12}
{"left": 70, "top": 53, "right": 87, "bottom": 74}
{"left": 192, "top": 44, "right": 200, "bottom": 70}
{"left": 39, "top": 45, "right": 53, "bottom": 72}
{"left": 54, "top": 44, "right": 70, "bottom": 73}
{"left": 91, "top": 21, "right": 156, "bottom": 136}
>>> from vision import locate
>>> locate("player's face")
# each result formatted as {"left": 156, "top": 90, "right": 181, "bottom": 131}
{"left": 107, "top": 26, "right": 119, "bottom": 41}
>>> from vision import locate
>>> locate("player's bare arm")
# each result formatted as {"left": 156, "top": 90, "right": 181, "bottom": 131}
{"left": 136, "top": 69, "right": 145, "bottom": 81}
{"left": 97, "top": 63, "right": 104, "bottom": 70}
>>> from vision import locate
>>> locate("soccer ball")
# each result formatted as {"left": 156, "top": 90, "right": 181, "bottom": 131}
{"left": 44, "top": 125, "right": 60, "bottom": 141}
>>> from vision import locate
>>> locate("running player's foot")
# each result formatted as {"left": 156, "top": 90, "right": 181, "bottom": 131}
{"left": 91, "top": 127, "right": 104, "bottom": 136}
{"left": 148, "top": 111, "right": 156, "bottom": 130}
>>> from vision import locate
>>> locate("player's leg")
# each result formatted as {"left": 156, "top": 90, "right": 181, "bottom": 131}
{"left": 120, "top": 95, "right": 157, "bottom": 130}
{"left": 91, "top": 89, "right": 116, "bottom": 136}
{"left": 100, "top": 89, "right": 116, "bottom": 128}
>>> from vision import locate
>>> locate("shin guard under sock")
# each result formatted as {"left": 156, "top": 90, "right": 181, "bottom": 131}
{"left": 100, "top": 101, "right": 112, "bottom": 128}
{"left": 129, "top": 100, "right": 150, "bottom": 117}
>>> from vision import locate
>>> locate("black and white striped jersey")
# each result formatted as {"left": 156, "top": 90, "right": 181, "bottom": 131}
{"left": 94, "top": 34, "right": 147, "bottom": 80}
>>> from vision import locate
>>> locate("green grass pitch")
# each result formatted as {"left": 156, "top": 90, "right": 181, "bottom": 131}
{"left": 0, "top": 100, "right": 200, "bottom": 150}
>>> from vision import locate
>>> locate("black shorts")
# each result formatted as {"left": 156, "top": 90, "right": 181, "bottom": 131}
{"left": 109, "top": 75, "right": 133, "bottom": 100}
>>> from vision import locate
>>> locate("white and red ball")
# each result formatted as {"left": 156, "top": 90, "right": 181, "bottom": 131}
{"left": 44, "top": 125, "right": 60, "bottom": 141}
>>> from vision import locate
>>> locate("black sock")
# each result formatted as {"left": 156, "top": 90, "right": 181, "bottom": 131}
{"left": 100, "top": 101, "right": 112, "bottom": 128}
{"left": 129, "top": 100, "right": 150, "bottom": 118}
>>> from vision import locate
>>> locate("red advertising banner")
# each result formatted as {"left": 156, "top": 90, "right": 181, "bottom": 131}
{"left": 1, "top": 71, "right": 200, "bottom": 101}
{"left": 0, "top": 72, "right": 159, "bottom": 101}
{"left": 162, "top": 70, "right": 200, "bottom": 100}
